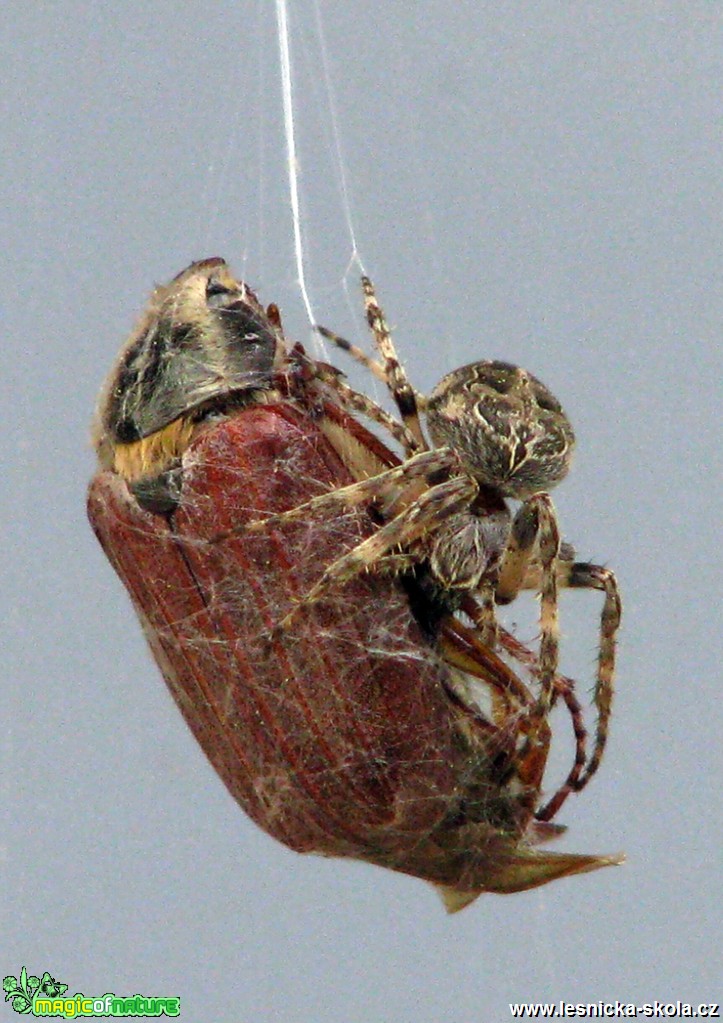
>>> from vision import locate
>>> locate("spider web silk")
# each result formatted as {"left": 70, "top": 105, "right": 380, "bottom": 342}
{"left": 274, "top": 0, "right": 366, "bottom": 331}
{"left": 275, "top": 0, "right": 317, "bottom": 325}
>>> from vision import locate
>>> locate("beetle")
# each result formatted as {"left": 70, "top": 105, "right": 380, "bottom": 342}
{"left": 88, "top": 258, "right": 622, "bottom": 910}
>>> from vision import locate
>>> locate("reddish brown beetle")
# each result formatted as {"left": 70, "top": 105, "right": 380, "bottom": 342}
{"left": 88, "top": 258, "right": 621, "bottom": 911}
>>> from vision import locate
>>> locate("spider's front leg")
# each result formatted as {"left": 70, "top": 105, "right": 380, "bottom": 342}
{"left": 361, "top": 275, "right": 427, "bottom": 450}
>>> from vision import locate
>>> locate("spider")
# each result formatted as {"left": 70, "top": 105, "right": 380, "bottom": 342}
{"left": 224, "top": 276, "right": 622, "bottom": 793}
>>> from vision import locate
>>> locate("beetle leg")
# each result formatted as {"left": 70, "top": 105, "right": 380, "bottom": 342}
{"left": 460, "top": 593, "right": 590, "bottom": 823}
{"left": 464, "top": 582, "right": 498, "bottom": 648}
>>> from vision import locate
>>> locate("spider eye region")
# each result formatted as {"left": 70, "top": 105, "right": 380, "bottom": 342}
{"left": 426, "top": 361, "right": 575, "bottom": 498}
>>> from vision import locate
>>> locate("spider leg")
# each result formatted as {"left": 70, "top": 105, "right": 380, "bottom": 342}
{"left": 502, "top": 536, "right": 621, "bottom": 793}
{"left": 315, "top": 324, "right": 388, "bottom": 384}
{"left": 498, "top": 626, "right": 589, "bottom": 822}
{"left": 556, "top": 561, "right": 621, "bottom": 790}
{"left": 495, "top": 493, "right": 562, "bottom": 724}
{"left": 210, "top": 448, "right": 460, "bottom": 543}
{"left": 461, "top": 594, "right": 589, "bottom": 823}
{"left": 311, "top": 362, "right": 421, "bottom": 453}
{"left": 272, "top": 473, "right": 479, "bottom": 633}
{"left": 361, "top": 276, "right": 428, "bottom": 450}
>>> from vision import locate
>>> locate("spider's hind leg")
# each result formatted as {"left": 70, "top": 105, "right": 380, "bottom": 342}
{"left": 556, "top": 560, "right": 621, "bottom": 790}
{"left": 503, "top": 524, "right": 622, "bottom": 795}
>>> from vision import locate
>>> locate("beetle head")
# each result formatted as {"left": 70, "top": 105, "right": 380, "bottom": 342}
{"left": 93, "top": 258, "right": 285, "bottom": 475}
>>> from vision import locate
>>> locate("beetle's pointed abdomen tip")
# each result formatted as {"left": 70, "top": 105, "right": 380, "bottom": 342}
{"left": 433, "top": 849, "right": 625, "bottom": 912}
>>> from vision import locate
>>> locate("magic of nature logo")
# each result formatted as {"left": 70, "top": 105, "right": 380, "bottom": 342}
{"left": 3, "top": 968, "right": 180, "bottom": 1017}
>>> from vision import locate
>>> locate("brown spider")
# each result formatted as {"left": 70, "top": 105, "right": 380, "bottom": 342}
{"left": 230, "top": 277, "right": 621, "bottom": 793}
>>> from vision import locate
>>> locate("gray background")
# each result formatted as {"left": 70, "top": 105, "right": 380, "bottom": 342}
{"left": 3, "top": 2, "right": 720, "bottom": 1020}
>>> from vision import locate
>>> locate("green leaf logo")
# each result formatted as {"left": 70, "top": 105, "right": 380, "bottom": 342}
{"left": 3, "top": 967, "right": 68, "bottom": 1014}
